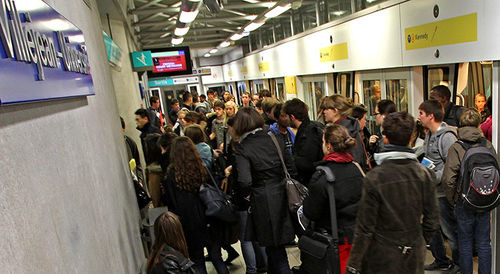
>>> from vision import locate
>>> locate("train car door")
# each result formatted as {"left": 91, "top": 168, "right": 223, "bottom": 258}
{"left": 358, "top": 68, "right": 411, "bottom": 134}
{"left": 302, "top": 75, "right": 326, "bottom": 120}
{"left": 275, "top": 78, "right": 285, "bottom": 101}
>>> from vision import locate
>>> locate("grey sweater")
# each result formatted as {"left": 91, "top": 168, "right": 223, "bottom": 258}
{"left": 423, "top": 122, "right": 457, "bottom": 197}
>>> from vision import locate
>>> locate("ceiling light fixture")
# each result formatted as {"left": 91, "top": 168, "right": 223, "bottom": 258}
{"left": 171, "top": 37, "right": 184, "bottom": 45}
{"left": 242, "top": 0, "right": 261, "bottom": 3}
{"left": 230, "top": 33, "right": 244, "bottom": 41}
{"left": 264, "top": 3, "right": 291, "bottom": 18}
{"left": 204, "top": 53, "right": 211, "bottom": 57}
{"left": 179, "top": 10, "right": 199, "bottom": 23}
{"left": 174, "top": 27, "right": 190, "bottom": 36}
{"left": 209, "top": 48, "right": 218, "bottom": 54}
{"left": 219, "top": 41, "right": 231, "bottom": 48}
{"left": 332, "top": 10, "right": 346, "bottom": 16}
{"left": 244, "top": 22, "right": 265, "bottom": 32}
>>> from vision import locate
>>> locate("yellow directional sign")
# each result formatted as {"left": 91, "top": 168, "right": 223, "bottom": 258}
{"left": 285, "top": 76, "right": 297, "bottom": 94}
{"left": 405, "top": 13, "right": 477, "bottom": 50}
{"left": 258, "top": 62, "right": 269, "bottom": 72}
{"left": 319, "top": 42, "right": 348, "bottom": 62}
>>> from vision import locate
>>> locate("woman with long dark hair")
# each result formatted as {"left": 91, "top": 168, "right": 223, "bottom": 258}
{"left": 233, "top": 107, "right": 297, "bottom": 274}
{"left": 163, "top": 137, "right": 229, "bottom": 274}
{"left": 147, "top": 211, "right": 195, "bottom": 273}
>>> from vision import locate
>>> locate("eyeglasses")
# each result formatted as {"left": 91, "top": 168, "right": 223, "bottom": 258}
{"left": 373, "top": 112, "right": 380, "bottom": 116}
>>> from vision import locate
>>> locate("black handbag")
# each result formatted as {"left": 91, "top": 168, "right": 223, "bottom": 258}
{"left": 269, "top": 133, "right": 309, "bottom": 214}
{"left": 133, "top": 178, "right": 151, "bottom": 209}
{"left": 298, "top": 166, "right": 341, "bottom": 274}
{"left": 199, "top": 167, "right": 239, "bottom": 223}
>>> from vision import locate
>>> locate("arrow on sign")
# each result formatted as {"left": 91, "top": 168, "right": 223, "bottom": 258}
{"left": 136, "top": 52, "right": 148, "bottom": 66}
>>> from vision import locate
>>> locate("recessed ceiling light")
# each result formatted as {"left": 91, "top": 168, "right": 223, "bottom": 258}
{"left": 171, "top": 37, "right": 184, "bottom": 45}
{"left": 209, "top": 48, "right": 218, "bottom": 54}
{"left": 204, "top": 53, "right": 211, "bottom": 57}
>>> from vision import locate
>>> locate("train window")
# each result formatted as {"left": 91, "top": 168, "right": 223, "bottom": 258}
{"left": 386, "top": 79, "right": 408, "bottom": 112}
{"left": 427, "top": 67, "right": 450, "bottom": 99}
{"left": 363, "top": 80, "right": 381, "bottom": 134}
{"left": 334, "top": 73, "right": 351, "bottom": 98}
{"left": 303, "top": 81, "right": 325, "bottom": 119}
{"left": 460, "top": 62, "right": 492, "bottom": 109}
{"left": 276, "top": 82, "right": 285, "bottom": 101}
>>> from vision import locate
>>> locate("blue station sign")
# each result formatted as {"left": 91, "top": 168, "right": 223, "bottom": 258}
{"left": 0, "top": 0, "right": 94, "bottom": 105}
{"left": 131, "top": 50, "right": 153, "bottom": 71}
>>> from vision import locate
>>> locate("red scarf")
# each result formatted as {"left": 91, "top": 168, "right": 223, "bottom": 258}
{"left": 322, "top": 152, "right": 353, "bottom": 163}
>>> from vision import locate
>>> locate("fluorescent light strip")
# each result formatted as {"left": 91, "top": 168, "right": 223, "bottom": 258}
{"left": 219, "top": 41, "right": 230, "bottom": 48}
{"left": 244, "top": 22, "right": 264, "bottom": 32}
{"left": 172, "top": 37, "right": 184, "bottom": 45}
{"left": 264, "top": 4, "right": 291, "bottom": 18}
{"left": 204, "top": 53, "right": 211, "bottom": 57}
{"left": 230, "top": 33, "right": 243, "bottom": 41}
{"left": 179, "top": 10, "right": 199, "bottom": 23}
{"left": 209, "top": 48, "right": 218, "bottom": 54}
{"left": 174, "top": 27, "right": 190, "bottom": 36}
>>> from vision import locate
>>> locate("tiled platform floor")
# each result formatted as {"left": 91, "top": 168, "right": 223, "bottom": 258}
{"left": 206, "top": 240, "right": 479, "bottom": 274}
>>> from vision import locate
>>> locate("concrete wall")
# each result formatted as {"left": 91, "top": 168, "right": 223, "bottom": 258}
{"left": 0, "top": 0, "right": 145, "bottom": 273}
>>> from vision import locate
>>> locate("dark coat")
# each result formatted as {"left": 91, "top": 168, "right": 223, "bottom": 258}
{"left": 347, "top": 147, "right": 440, "bottom": 274}
{"left": 235, "top": 129, "right": 297, "bottom": 247}
{"left": 292, "top": 118, "right": 324, "bottom": 185}
{"left": 337, "top": 117, "right": 364, "bottom": 165}
{"left": 303, "top": 160, "right": 363, "bottom": 243}
{"left": 148, "top": 107, "right": 162, "bottom": 128}
{"left": 162, "top": 171, "right": 209, "bottom": 256}
{"left": 443, "top": 102, "right": 464, "bottom": 127}
{"left": 148, "top": 245, "right": 195, "bottom": 274}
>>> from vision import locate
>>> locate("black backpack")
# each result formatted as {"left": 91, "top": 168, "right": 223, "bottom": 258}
{"left": 457, "top": 138, "right": 500, "bottom": 212}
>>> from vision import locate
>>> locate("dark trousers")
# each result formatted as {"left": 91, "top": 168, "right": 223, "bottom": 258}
{"left": 208, "top": 241, "right": 230, "bottom": 274}
{"left": 456, "top": 201, "right": 492, "bottom": 274}
{"left": 430, "top": 197, "right": 459, "bottom": 266}
{"left": 266, "top": 246, "right": 291, "bottom": 274}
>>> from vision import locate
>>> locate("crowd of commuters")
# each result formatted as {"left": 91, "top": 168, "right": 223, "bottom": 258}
{"left": 123, "top": 86, "right": 496, "bottom": 274}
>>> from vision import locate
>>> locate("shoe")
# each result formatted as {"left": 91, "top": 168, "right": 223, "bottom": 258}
{"left": 224, "top": 251, "right": 240, "bottom": 265}
{"left": 285, "top": 240, "right": 298, "bottom": 247}
{"left": 424, "top": 261, "right": 452, "bottom": 271}
{"left": 443, "top": 264, "right": 460, "bottom": 274}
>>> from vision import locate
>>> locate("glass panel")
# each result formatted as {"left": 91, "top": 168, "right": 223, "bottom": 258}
{"left": 313, "top": 81, "right": 325, "bottom": 118}
{"left": 292, "top": 10, "right": 303, "bottom": 35}
{"left": 427, "top": 67, "right": 449, "bottom": 99}
{"left": 277, "top": 82, "right": 285, "bottom": 101}
{"left": 363, "top": 80, "right": 381, "bottom": 134}
{"left": 335, "top": 73, "right": 351, "bottom": 97}
{"left": 386, "top": 79, "right": 408, "bottom": 112}
{"left": 356, "top": 0, "right": 387, "bottom": 11}
{"left": 328, "top": 0, "right": 352, "bottom": 20}
{"left": 319, "top": 0, "right": 329, "bottom": 25}
{"left": 303, "top": 82, "right": 315, "bottom": 119}
{"left": 302, "top": 4, "right": 317, "bottom": 31}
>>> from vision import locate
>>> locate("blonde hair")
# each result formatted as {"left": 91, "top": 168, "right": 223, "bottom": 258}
{"left": 225, "top": 101, "right": 238, "bottom": 113}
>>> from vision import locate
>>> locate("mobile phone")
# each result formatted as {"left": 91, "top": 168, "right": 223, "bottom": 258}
{"left": 421, "top": 157, "right": 436, "bottom": 169}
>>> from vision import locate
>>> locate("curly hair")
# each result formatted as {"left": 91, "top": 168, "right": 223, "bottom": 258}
{"left": 168, "top": 137, "right": 207, "bottom": 192}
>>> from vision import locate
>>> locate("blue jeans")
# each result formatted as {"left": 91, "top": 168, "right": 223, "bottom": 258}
{"left": 266, "top": 246, "right": 291, "bottom": 274}
{"left": 456, "top": 201, "right": 492, "bottom": 274}
{"left": 429, "top": 197, "right": 459, "bottom": 266}
{"left": 239, "top": 211, "right": 267, "bottom": 273}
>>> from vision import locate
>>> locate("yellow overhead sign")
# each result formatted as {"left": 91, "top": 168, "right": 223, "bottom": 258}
{"left": 241, "top": 66, "right": 248, "bottom": 74}
{"left": 228, "top": 70, "right": 233, "bottom": 77}
{"left": 258, "top": 62, "right": 269, "bottom": 72}
{"left": 319, "top": 42, "right": 348, "bottom": 62}
{"left": 284, "top": 76, "right": 297, "bottom": 94}
{"left": 405, "top": 13, "right": 477, "bottom": 50}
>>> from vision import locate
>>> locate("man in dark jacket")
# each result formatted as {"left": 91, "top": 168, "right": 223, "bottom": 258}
{"left": 346, "top": 112, "right": 439, "bottom": 274}
{"left": 430, "top": 85, "right": 463, "bottom": 127}
{"left": 283, "top": 98, "right": 324, "bottom": 185}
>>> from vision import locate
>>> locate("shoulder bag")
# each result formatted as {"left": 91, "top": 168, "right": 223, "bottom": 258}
{"left": 298, "top": 165, "right": 341, "bottom": 274}
{"left": 199, "top": 166, "right": 239, "bottom": 223}
{"left": 269, "top": 133, "right": 309, "bottom": 214}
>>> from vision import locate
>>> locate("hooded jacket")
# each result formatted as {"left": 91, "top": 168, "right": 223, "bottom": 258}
{"left": 196, "top": 142, "right": 213, "bottom": 168}
{"left": 442, "top": 126, "right": 498, "bottom": 205}
{"left": 336, "top": 117, "right": 365, "bottom": 165}
{"left": 268, "top": 122, "right": 296, "bottom": 153}
{"left": 347, "top": 145, "right": 439, "bottom": 274}
{"left": 443, "top": 102, "right": 464, "bottom": 127}
{"left": 423, "top": 122, "right": 457, "bottom": 197}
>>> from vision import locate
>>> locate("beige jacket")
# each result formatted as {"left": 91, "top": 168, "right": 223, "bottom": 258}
{"left": 442, "top": 126, "right": 498, "bottom": 205}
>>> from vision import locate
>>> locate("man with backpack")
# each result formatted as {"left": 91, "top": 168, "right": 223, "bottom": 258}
{"left": 442, "top": 108, "right": 499, "bottom": 274}
{"left": 418, "top": 100, "right": 460, "bottom": 273}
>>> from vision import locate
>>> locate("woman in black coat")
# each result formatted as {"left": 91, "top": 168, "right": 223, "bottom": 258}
{"left": 163, "top": 137, "right": 229, "bottom": 274}
{"left": 303, "top": 124, "right": 364, "bottom": 273}
{"left": 233, "top": 107, "right": 297, "bottom": 274}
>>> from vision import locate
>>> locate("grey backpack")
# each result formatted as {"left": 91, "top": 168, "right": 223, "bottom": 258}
{"left": 457, "top": 138, "right": 500, "bottom": 212}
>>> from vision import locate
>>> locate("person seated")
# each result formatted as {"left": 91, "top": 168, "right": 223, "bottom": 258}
{"left": 147, "top": 211, "right": 196, "bottom": 274}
